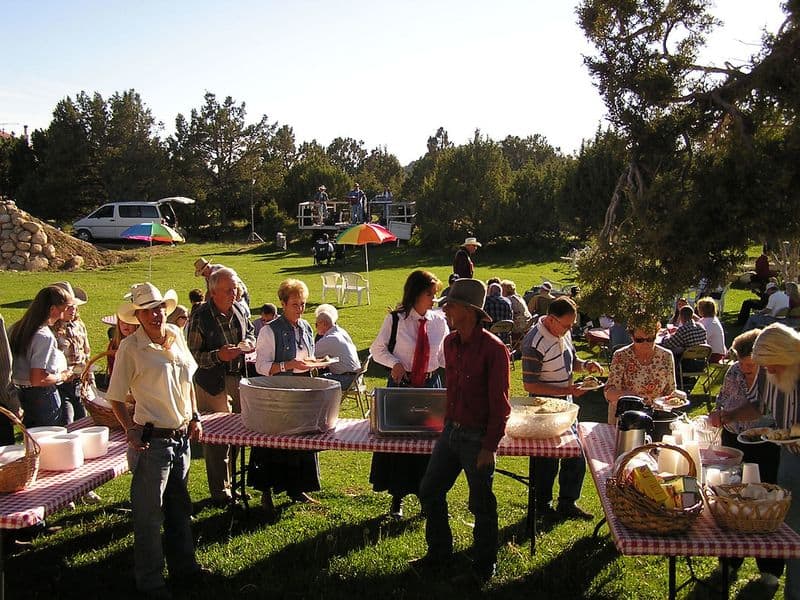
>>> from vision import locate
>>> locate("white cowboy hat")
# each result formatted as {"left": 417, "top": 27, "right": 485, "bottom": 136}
{"left": 461, "top": 237, "right": 482, "bottom": 248}
{"left": 194, "top": 257, "right": 212, "bottom": 277}
{"left": 117, "top": 282, "right": 178, "bottom": 324}
{"left": 51, "top": 281, "right": 87, "bottom": 305}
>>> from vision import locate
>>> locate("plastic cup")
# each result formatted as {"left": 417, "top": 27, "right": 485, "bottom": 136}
{"left": 741, "top": 462, "right": 761, "bottom": 484}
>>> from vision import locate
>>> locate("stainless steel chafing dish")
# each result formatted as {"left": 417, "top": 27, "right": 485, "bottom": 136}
{"left": 369, "top": 387, "right": 447, "bottom": 436}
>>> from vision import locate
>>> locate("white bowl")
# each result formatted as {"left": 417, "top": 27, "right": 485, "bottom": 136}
{"left": 76, "top": 426, "right": 109, "bottom": 459}
{"left": 38, "top": 433, "right": 84, "bottom": 471}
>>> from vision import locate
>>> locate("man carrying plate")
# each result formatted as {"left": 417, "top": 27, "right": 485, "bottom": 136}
{"left": 186, "top": 266, "right": 255, "bottom": 506}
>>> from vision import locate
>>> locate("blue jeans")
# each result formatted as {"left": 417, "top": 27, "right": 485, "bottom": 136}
{"left": 57, "top": 380, "right": 86, "bottom": 423}
{"left": 19, "top": 385, "right": 63, "bottom": 427}
{"left": 779, "top": 448, "right": 800, "bottom": 599}
{"left": 419, "top": 421, "right": 498, "bottom": 569}
{"left": 319, "top": 371, "right": 356, "bottom": 391}
{"left": 128, "top": 436, "right": 198, "bottom": 592}
{"left": 350, "top": 203, "right": 364, "bottom": 224}
{"left": 533, "top": 423, "right": 585, "bottom": 509}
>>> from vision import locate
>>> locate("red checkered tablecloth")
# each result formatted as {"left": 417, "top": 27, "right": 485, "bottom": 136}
{"left": 579, "top": 421, "right": 800, "bottom": 559}
{"left": 0, "top": 418, "right": 128, "bottom": 530}
{"left": 200, "top": 413, "right": 582, "bottom": 458}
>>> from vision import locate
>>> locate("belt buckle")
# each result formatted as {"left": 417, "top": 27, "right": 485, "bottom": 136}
{"left": 451, "top": 421, "right": 462, "bottom": 430}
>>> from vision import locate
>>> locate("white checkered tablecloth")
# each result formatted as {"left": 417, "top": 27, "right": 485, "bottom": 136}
{"left": 200, "top": 413, "right": 582, "bottom": 458}
{"left": 579, "top": 421, "right": 800, "bottom": 559}
{"left": 0, "top": 418, "right": 128, "bottom": 530}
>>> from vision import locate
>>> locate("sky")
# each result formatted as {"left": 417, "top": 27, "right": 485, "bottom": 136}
{"left": 1, "top": 0, "right": 788, "bottom": 164}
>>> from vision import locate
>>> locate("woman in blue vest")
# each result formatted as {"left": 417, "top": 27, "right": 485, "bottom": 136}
{"left": 369, "top": 271, "right": 448, "bottom": 518}
{"left": 250, "top": 279, "right": 320, "bottom": 517}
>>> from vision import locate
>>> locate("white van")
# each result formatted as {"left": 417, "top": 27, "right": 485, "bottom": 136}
{"left": 72, "top": 197, "right": 194, "bottom": 241}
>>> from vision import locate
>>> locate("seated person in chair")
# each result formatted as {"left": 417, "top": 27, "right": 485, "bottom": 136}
{"left": 483, "top": 282, "right": 513, "bottom": 344}
{"left": 313, "top": 234, "right": 334, "bottom": 265}
{"left": 659, "top": 305, "right": 707, "bottom": 356}
{"left": 313, "top": 304, "right": 361, "bottom": 391}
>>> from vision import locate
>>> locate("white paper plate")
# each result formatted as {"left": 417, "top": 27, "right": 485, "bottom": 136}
{"left": 0, "top": 445, "right": 26, "bottom": 465}
{"left": 737, "top": 433, "right": 767, "bottom": 445}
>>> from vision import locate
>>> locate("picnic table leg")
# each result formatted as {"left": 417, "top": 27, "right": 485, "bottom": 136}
{"left": 528, "top": 457, "right": 536, "bottom": 555}
{"left": 234, "top": 445, "right": 249, "bottom": 511}
{"left": 669, "top": 556, "right": 676, "bottom": 600}
{"left": 0, "top": 530, "right": 4, "bottom": 600}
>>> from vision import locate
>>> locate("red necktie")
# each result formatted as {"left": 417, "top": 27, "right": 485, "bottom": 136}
{"left": 410, "top": 318, "right": 430, "bottom": 387}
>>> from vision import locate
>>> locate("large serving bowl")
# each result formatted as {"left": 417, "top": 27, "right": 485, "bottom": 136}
{"left": 240, "top": 376, "right": 341, "bottom": 435}
{"left": 505, "top": 396, "right": 579, "bottom": 439}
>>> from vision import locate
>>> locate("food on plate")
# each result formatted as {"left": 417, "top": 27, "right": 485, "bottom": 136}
{"left": 237, "top": 341, "right": 255, "bottom": 351}
{"left": 739, "top": 427, "right": 774, "bottom": 442}
{"left": 764, "top": 428, "right": 792, "bottom": 441}
{"left": 662, "top": 395, "right": 688, "bottom": 407}
{"left": 577, "top": 376, "right": 602, "bottom": 389}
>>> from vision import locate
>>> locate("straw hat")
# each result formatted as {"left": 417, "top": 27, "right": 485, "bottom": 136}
{"left": 461, "top": 237, "right": 482, "bottom": 248}
{"left": 194, "top": 257, "right": 212, "bottom": 277}
{"left": 117, "top": 283, "right": 178, "bottom": 325}
{"left": 440, "top": 278, "right": 492, "bottom": 322}
{"left": 51, "top": 281, "right": 87, "bottom": 305}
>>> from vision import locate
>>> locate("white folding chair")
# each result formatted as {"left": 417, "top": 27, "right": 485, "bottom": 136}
{"left": 341, "top": 272, "right": 370, "bottom": 305}
{"left": 320, "top": 272, "right": 342, "bottom": 303}
{"left": 489, "top": 320, "right": 516, "bottom": 368}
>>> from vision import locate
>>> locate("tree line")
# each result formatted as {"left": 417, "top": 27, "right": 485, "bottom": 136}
{"left": 1, "top": 1, "right": 797, "bottom": 321}
{"left": 0, "top": 89, "right": 624, "bottom": 246}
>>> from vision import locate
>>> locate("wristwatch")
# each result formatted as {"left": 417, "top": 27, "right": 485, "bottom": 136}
{"left": 279, "top": 362, "right": 286, "bottom": 373}
{"left": 191, "top": 412, "right": 201, "bottom": 423}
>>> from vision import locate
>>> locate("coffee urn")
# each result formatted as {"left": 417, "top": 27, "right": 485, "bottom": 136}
{"left": 615, "top": 410, "right": 653, "bottom": 458}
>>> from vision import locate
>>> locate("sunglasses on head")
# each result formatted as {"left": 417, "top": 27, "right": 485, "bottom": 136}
{"left": 633, "top": 336, "right": 656, "bottom": 343}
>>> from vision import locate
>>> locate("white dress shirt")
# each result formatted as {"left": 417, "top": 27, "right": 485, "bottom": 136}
{"left": 369, "top": 308, "right": 447, "bottom": 372}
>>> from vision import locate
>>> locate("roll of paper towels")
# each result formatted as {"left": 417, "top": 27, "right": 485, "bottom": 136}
{"left": 39, "top": 433, "right": 84, "bottom": 471}
{"left": 77, "top": 426, "right": 109, "bottom": 459}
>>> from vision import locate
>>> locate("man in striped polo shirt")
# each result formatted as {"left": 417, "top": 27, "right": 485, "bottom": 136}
{"left": 521, "top": 296, "right": 602, "bottom": 520}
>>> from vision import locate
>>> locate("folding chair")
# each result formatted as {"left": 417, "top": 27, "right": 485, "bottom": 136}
{"left": 489, "top": 320, "right": 516, "bottom": 368}
{"left": 677, "top": 344, "right": 712, "bottom": 409}
{"left": 320, "top": 272, "right": 342, "bottom": 303}
{"left": 341, "top": 354, "right": 371, "bottom": 417}
{"left": 341, "top": 272, "right": 370, "bottom": 305}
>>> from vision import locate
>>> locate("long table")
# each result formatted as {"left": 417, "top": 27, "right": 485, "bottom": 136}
{"left": 579, "top": 421, "right": 800, "bottom": 599}
{"left": 0, "top": 418, "right": 129, "bottom": 600}
{"left": 200, "top": 413, "right": 582, "bottom": 552}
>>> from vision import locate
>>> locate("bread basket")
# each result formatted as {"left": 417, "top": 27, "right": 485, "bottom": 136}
{"left": 0, "top": 406, "right": 40, "bottom": 492}
{"left": 704, "top": 483, "right": 790, "bottom": 533}
{"left": 81, "top": 352, "right": 132, "bottom": 430}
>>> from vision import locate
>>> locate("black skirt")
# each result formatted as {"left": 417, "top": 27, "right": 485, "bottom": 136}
{"left": 369, "top": 452, "right": 430, "bottom": 497}
{"left": 248, "top": 448, "right": 321, "bottom": 495}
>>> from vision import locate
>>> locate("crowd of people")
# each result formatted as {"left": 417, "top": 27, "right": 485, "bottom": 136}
{"left": 3, "top": 242, "right": 800, "bottom": 597}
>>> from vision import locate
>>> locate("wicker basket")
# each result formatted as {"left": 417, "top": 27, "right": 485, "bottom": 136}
{"left": 0, "top": 405, "right": 40, "bottom": 492}
{"left": 606, "top": 442, "right": 704, "bottom": 535}
{"left": 81, "top": 352, "right": 131, "bottom": 430}
{"left": 704, "top": 483, "right": 791, "bottom": 533}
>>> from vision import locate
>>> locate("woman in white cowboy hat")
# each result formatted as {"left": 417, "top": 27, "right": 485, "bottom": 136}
{"left": 453, "top": 237, "right": 481, "bottom": 279}
{"left": 106, "top": 282, "right": 207, "bottom": 596}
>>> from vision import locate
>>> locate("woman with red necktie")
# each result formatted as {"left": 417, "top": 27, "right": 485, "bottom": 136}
{"left": 369, "top": 271, "right": 449, "bottom": 519}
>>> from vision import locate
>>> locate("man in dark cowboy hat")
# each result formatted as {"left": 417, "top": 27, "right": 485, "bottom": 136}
{"left": 414, "top": 278, "right": 511, "bottom": 585}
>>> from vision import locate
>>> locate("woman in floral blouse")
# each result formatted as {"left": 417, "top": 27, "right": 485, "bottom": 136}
{"left": 604, "top": 317, "right": 676, "bottom": 425}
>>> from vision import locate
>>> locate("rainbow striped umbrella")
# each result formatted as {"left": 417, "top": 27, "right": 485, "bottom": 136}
{"left": 335, "top": 223, "right": 397, "bottom": 277}
{"left": 121, "top": 222, "right": 185, "bottom": 279}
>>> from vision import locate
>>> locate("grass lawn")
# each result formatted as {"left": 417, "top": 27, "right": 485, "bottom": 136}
{"left": 0, "top": 239, "right": 781, "bottom": 599}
